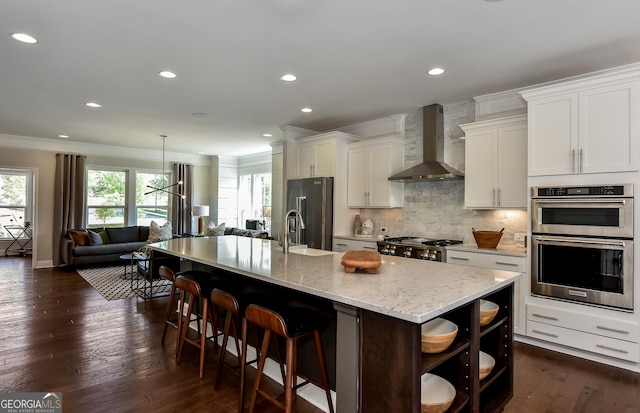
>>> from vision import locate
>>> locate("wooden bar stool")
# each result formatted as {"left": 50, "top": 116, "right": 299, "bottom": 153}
{"left": 174, "top": 271, "right": 227, "bottom": 379}
{"left": 244, "top": 302, "right": 334, "bottom": 413}
{"left": 158, "top": 266, "right": 180, "bottom": 347}
{"left": 212, "top": 288, "right": 286, "bottom": 412}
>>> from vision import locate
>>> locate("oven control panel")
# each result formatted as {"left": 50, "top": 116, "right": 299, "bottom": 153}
{"left": 532, "top": 184, "right": 631, "bottom": 197}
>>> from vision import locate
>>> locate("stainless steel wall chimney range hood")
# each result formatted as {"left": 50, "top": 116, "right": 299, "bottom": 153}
{"left": 388, "top": 104, "right": 464, "bottom": 182}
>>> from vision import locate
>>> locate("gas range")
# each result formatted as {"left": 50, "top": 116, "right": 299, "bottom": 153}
{"left": 377, "top": 236, "right": 463, "bottom": 261}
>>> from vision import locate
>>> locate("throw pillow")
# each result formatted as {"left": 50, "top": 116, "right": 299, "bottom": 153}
{"left": 205, "top": 222, "right": 226, "bottom": 236}
{"left": 99, "top": 229, "right": 110, "bottom": 245}
{"left": 68, "top": 229, "right": 89, "bottom": 246}
{"left": 148, "top": 221, "right": 173, "bottom": 242}
{"left": 87, "top": 230, "right": 103, "bottom": 246}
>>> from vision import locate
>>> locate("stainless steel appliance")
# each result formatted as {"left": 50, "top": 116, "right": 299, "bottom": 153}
{"left": 377, "top": 237, "right": 463, "bottom": 262}
{"left": 531, "top": 184, "right": 634, "bottom": 310}
{"left": 286, "top": 177, "right": 334, "bottom": 250}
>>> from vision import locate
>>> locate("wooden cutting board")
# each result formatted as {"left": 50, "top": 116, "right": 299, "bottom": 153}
{"left": 341, "top": 250, "right": 382, "bottom": 274}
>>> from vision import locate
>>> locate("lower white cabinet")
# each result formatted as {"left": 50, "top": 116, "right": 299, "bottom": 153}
{"left": 333, "top": 237, "right": 378, "bottom": 252}
{"left": 526, "top": 303, "right": 640, "bottom": 363}
{"left": 446, "top": 248, "right": 527, "bottom": 335}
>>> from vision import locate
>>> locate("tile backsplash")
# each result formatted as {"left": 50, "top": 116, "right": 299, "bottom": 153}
{"left": 359, "top": 101, "right": 527, "bottom": 246}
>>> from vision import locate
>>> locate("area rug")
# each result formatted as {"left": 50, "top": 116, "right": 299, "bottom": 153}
{"left": 75, "top": 265, "right": 171, "bottom": 300}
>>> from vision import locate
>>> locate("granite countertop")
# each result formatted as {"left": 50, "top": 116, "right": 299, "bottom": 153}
{"left": 447, "top": 243, "right": 527, "bottom": 257}
{"left": 334, "top": 234, "right": 377, "bottom": 242}
{"left": 149, "top": 236, "right": 521, "bottom": 324}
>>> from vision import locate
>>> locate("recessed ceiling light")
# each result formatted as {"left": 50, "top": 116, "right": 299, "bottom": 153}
{"left": 197, "top": 151, "right": 206, "bottom": 154}
{"left": 58, "top": 134, "right": 69, "bottom": 138}
{"left": 12, "top": 33, "right": 37, "bottom": 44}
{"left": 159, "top": 71, "right": 177, "bottom": 79}
{"left": 192, "top": 112, "right": 209, "bottom": 118}
{"left": 85, "top": 102, "right": 102, "bottom": 108}
{"left": 427, "top": 67, "right": 446, "bottom": 76}
{"left": 301, "top": 107, "right": 313, "bottom": 113}
{"left": 263, "top": 133, "right": 273, "bottom": 137}
{"left": 280, "top": 74, "right": 297, "bottom": 82}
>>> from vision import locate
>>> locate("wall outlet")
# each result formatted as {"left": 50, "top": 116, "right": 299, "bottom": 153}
{"left": 380, "top": 227, "right": 388, "bottom": 233}
{"left": 514, "top": 233, "right": 526, "bottom": 242}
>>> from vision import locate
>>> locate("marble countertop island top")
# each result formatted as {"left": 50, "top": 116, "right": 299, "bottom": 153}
{"left": 149, "top": 236, "right": 521, "bottom": 324}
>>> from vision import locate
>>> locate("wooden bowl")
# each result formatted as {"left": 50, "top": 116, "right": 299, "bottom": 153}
{"left": 420, "top": 373, "right": 456, "bottom": 413}
{"left": 479, "top": 299, "right": 499, "bottom": 326}
{"left": 479, "top": 351, "right": 495, "bottom": 380}
{"left": 421, "top": 318, "right": 458, "bottom": 354}
{"left": 472, "top": 228, "right": 504, "bottom": 249}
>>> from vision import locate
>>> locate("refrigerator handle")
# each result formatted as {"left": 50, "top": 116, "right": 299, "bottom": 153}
{"left": 293, "top": 196, "right": 306, "bottom": 245}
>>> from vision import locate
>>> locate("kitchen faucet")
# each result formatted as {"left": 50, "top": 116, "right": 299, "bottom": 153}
{"left": 282, "top": 208, "right": 306, "bottom": 253}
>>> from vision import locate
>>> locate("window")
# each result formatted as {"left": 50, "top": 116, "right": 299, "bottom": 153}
{"left": 87, "top": 169, "right": 126, "bottom": 228}
{"left": 238, "top": 172, "right": 271, "bottom": 230}
{"left": 0, "top": 169, "right": 33, "bottom": 238}
{"left": 136, "top": 172, "right": 169, "bottom": 226}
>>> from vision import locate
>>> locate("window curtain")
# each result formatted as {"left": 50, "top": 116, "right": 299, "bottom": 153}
{"left": 170, "top": 163, "right": 193, "bottom": 236}
{"left": 52, "top": 153, "right": 87, "bottom": 266}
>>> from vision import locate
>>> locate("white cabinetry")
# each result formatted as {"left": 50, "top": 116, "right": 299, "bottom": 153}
{"left": 295, "top": 132, "right": 361, "bottom": 178}
{"left": 347, "top": 137, "right": 404, "bottom": 208}
{"left": 446, "top": 248, "right": 527, "bottom": 335}
{"left": 521, "top": 71, "right": 640, "bottom": 176}
{"left": 460, "top": 115, "right": 527, "bottom": 209}
{"left": 526, "top": 303, "right": 639, "bottom": 363}
{"left": 333, "top": 237, "right": 378, "bottom": 252}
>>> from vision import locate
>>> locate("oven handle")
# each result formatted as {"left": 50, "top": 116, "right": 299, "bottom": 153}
{"left": 533, "top": 199, "right": 627, "bottom": 205}
{"left": 533, "top": 235, "right": 627, "bottom": 247}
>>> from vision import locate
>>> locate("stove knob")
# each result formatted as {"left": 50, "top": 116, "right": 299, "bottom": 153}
{"left": 429, "top": 251, "right": 437, "bottom": 261}
{"left": 419, "top": 250, "right": 430, "bottom": 259}
{"left": 380, "top": 247, "right": 389, "bottom": 255}
{"left": 403, "top": 247, "right": 412, "bottom": 258}
{"left": 389, "top": 246, "right": 396, "bottom": 255}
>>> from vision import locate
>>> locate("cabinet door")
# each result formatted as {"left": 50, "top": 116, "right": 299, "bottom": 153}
{"left": 313, "top": 140, "right": 336, "bottom": 177}
{"left": 528, "top": 93, "right": 578, "bottom": 176}
{"left": 496, "top": 125, "right": 527, "bottom": 208}
{"left": 368, "top": 147, "right": 391, "bottom": 207}
{"left": 347, "top": 148, "right": 369, "bottom": 207}
{"left": 579, "top": 81, "right": 640, "bottom": 173}
{"left": 464, "top": 130, "right": 496, "bottom": 208}
{"left": 298, "top": 144, "right": 315, "bottom": 178}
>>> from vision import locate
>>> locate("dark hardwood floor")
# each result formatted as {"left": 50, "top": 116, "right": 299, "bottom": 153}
{"left": 1, "top": 256, "right": 639, "bottom": 412}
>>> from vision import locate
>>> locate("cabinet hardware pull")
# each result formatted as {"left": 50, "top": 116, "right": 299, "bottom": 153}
{"left": 596, "top": 325, "right": 630, "bottom": 335}
{"left": 579, "top": 148, "right": 583, "bottom": 173}
{"left": 532, "top": 313, "right": 559, "bottom": 321}
{"left": 493, "top": 188, "right": 497, "bottom": 207}
{"left": 495, "top": 261, "right": 518, "bottom": 267}
{"left": 571, "top": 149, "right": 576, "bottom": 173}
{"left": 596, "top": 344, "right": 628, "bottom": 354}
{"left": 450, "top": 256, "right": 469, "bottom": 261}
{"left": 532, "top": 329, "right": 558, "bottom": 338}
{"left": 498, "top": 188, "right": 501, "bottom": 207}
{"left": 363, "top": 246, "right": 377, "bottom": 250}
{"left": 336, "top": 243, "right": 347, "bottom": 247}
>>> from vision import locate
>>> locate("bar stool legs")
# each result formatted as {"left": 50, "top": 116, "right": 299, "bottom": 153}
{"left": 245, "top": 303, "right": 334, "bottom": 413}
{"left": 158, "top": 266, "right": 178, "bottom": 346}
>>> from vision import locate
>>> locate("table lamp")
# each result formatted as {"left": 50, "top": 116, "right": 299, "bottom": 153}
{"left": 192, "top": 205, "right": 210, "bottom": 234}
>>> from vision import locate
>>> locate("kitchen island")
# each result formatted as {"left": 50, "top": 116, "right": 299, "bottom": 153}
{"left": 149, "top": 235, "right": 521, "bottom": 413}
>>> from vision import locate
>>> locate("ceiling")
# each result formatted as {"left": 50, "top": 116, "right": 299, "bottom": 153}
{"left": 2, "top": 1, "right": 640, "bottom": 157}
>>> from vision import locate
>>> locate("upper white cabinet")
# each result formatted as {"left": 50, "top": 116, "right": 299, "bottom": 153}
{"left": 347, "top": 137, "right": 404, "bottom": 208}
{"left": 459, "top": 115, "right": 527, "bottom": 209}
{"left": 521, "top": 70, "right": 640, "bottom": 176}
{"left": 295, "top": 131, "right": 360, "bottom": 178}
{"left": 297, "top": 132, "right": 360, "bottom": 178}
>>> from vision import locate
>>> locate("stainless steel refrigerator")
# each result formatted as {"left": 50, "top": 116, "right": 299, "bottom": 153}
{"left": 286, "top": 177, "right": 334, "bottom": 250}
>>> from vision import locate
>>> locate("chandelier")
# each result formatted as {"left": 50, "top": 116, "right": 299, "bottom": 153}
{"left": 144, "top": 135, "right": 185, "bottom": 198}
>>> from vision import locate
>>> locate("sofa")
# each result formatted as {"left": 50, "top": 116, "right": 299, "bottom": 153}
{"left": 61, "top": 226, "right": 155, "bottom": 266}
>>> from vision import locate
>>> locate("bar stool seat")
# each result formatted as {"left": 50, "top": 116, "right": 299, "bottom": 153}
{"left": 245, "top": 300, "right": 334, "bottom": 413}
{"left": 174, "top": 270, "right": 228, "bottom": 379}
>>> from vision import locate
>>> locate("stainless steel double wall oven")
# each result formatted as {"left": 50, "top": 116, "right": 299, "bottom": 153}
{"left": 531, "top": 184, "right": 634, "bottom": 310}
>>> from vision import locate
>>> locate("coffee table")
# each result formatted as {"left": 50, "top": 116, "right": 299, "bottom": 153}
{"left": 119, "top": 252, "right": 149, "bottom": 280}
